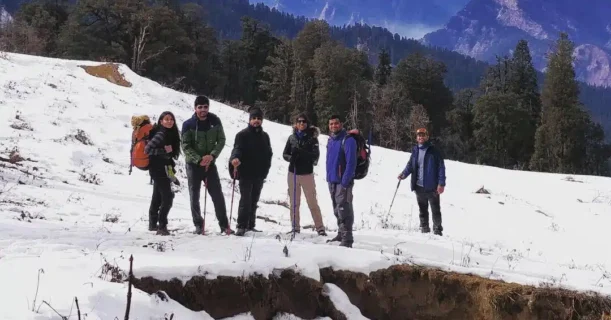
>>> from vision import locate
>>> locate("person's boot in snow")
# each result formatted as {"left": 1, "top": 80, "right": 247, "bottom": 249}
{"left": 156, "top": 226, "right": 170, "bottom": 236}
{"left": 326, "top": 233, "right": 341, "bottom": 243}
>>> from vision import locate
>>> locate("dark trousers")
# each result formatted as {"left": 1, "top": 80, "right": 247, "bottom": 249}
{"left": 186, "top": 163, "right": 229, "bottom": 230}
{"left": 149, "top": 177, "right": 174, "bottom": 228}
{"left": 415, "top": 186, "right": 442, "bottom": 232}
{"left": 328, "top": 182, "right": 354, "bottom": 245}
{"left": 236, "top": 179, "right": 264, "bottom": 230}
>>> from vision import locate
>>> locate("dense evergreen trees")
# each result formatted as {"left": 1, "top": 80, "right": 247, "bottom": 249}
{"left": 0, "top": 0, "right": 609, "bottom": 176}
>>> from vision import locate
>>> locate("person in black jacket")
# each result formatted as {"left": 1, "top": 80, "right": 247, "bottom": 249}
{"left": 144, "top": 111, "right": 181, "bottom": 235}
{"left": 282, "top": 113, "right": 326, "bottom": 236}
{"left": 229, "top": 107, "right": 273, "bottom": 236}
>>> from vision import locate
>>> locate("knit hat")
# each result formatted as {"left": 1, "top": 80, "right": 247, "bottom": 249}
{"left": 249, "top": 107, "right": 263, "bottom": 120}
{"left": 295, "top": 113, "right": 310, "bottom": 123}
{"left": 194, "top": 95, "right": 209, "bottom": 107}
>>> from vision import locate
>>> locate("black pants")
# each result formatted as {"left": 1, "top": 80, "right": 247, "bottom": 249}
{"left": 186, "top": 163, "right": 229, "bottom": 229}
{"left": 236, "top": 178, "right": 264, "bottom": 230}
{"left": 328, "top": 182, "right": 354, "bottom": 245}
{"left": 415, "top": 186, "right": 442, "bottom": 232}
{"left": 149, "top": 177, "right": 174, "bottom": 228}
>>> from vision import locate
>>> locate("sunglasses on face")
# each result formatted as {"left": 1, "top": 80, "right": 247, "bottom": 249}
{"left": 196, "top": 105, "right": 209, "bottom": 109}
{"left": 296, "top": 119, "right": 307, "bottom": 124}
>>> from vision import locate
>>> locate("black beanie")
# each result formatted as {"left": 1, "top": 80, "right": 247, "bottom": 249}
{"left": 194, "top": 95, "right": 209, "bottom": 107}
{"left": 249, "top": 107, "right": 263, "bottom": 119}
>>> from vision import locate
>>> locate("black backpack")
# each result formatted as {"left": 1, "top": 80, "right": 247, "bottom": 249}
{"left": 340, "top": 130, "right": 371, "bottom": 180}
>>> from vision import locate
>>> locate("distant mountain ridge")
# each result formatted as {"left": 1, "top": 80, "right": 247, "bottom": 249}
{"left": 250, "top": 0, "right": 470, "bottom": 39}
{"left": 422, "top": 0, "right": 611, "bottom": 87}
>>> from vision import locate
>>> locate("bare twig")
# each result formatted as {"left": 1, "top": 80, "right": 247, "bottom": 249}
{"left": 41, "top": 301, "right": 67, "bottom": 319}
{"left": 124, "top": 255, "right": 133, "bottom": 320}
{"left": 75, "top": 297, "right": 81, "bottom": 320}
{"left": 31, "top": 268, "right": 44, "bottom": 311}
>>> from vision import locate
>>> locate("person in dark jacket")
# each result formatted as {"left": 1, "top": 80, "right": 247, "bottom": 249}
{"left": 282, "top": 113, "right": 326, "bottom": 236}
{"left": 325, "top": 115, "right": 357, "bottom": 248}
{"left": 181, "top": 95, "right": 232, "bottom": 235}
{"left": 229, "top": 107, "right": 273, "bottom": 236}
{"left": 144, "top": 111, "right": 181, "bottom": 236}
{"left": 398, "top": 128, "right": 446, "bottom": 235}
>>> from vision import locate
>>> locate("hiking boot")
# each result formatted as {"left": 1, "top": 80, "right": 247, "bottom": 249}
{"left": 286, "top": 229, "right": 300, "bottom": 234}
{"left": 148, "top": 225, "right": 158, "bottom": 231}
{"left": 248, "top": 227, "right": 261, "bottom": 232}
{"left": 326, "top": 234, "right": 342, "bottom": 243}
{"left": 420, "top": 226, "right": 431, "bottom": 233}
{"left": 193, "top": 226, "right": 203, "bottom": 234}
{"left": 235, "top": 228, "right": 246, "bottom": 236}
{"left": 156, "top": 226, "right": 170, "bottom": 236}
{"left": 222, "top": 227, "right": 235, "bottom": 235}
{"left": 339, "top": 242, "right": 353, "bottom": 248}
{"left": 433, "top": 229, "right": 443, "bottom": 236}
{"left": 317, "top": 229, "right": 327, "bottom": 236}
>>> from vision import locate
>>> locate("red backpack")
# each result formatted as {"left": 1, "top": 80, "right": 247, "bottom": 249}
{"left": 129, "top": 115, "right": 153, "bottom": 174}
{"left": 341, "top": 129, "right": 371, "bottom": 180}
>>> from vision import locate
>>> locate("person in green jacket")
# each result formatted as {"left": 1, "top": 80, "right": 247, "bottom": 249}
{"left": 182, "top": 95, "right": 233, "bottom": 235}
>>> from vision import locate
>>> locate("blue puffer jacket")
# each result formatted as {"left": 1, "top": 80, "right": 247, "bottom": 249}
{"left": 401, "top": 142, "right": 446, "bottom": 192}
{"left": 326, "top": 129, "right": 356, "bottom": 187}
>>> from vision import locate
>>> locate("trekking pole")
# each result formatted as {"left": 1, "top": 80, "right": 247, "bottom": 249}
{"left": 387, "top": 180, "right": 401, "bottom": 217}
{"left": 227, "top": 167, "right": 237, "bottom": 235}
{"left": 291, "top": 169, "right": 297, "bottom": 240}
{"left": 202, "top": 177, "right": 208, "bottom": 235}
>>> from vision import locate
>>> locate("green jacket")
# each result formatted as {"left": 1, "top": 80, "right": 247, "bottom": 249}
{"left": 181, "top": 112, "right": 226, "bottom": 164}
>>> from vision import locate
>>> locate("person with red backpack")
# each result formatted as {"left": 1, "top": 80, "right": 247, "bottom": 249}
{"left": 144, "top": 111, "right": 181, "bottom": 235}
{"left": 325, "top": 115, "right": 362, "bottom": 248}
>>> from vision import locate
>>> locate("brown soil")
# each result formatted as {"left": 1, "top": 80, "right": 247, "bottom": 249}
{"left": 133, "top": 269, "right": 347, "bottom": 320}
{"left": 80, "top": 63, "right": 132, "bottom": 87}
{"left": 133, "top": 265, "right": 611, "bottom": 320}
{"left": 321, "top": 265, "right": 611, "bottom": 320}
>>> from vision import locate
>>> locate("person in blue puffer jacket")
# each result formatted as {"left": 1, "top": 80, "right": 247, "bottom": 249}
{"left": 325, "top": 115, "right": 357, "bottom": 248}
{"left": 398, "top": 127, "right": 446, "bottom": 236}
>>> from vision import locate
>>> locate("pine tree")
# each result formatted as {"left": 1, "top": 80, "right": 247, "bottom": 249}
{"left": 374, "top": 48, "right": 391, "bottom": 86}
{"left": 508, "top": 40, "right": 541, "bottom": 165}
{"left": 510, "top": 40, "right": 541, "bottom": 125}
{"left": 291, "top": 20, "right": 331, "bottom": 125}
{"left": 472, "top": 55, "right": 533, "bottom": 168}
{"left": 472, "top": 91, "right": 530, "bottom": 167}
{"left": 441, "top": 88, "right": 476, "bottom": 162}
{"left": 530, "top": 32, "right": 588, "bottom": 174}
{"left": 391, "top": 52, "right": 453, "bottom": 136}
{"left": 259, "top": 38, "right": 294, "bottom": 123}
{"left": 238, "top": 17, "right": 279, "bottom": 106}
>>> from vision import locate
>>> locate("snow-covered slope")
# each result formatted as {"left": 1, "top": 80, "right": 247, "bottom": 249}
{"left": 1, "top": 52, "right": 611, "bottom": 319}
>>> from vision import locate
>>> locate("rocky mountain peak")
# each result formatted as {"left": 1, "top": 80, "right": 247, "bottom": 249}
{"left": 423, "top": 0, "right": 611, "bottom": 87}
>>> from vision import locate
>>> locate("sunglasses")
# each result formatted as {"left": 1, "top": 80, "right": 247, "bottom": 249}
{"left": 296, "top": 119, "right": 307, "bottom": 124}
{"left": 251, "top": 116, "right": 262, "bottom": 120}
{"left": 196, "top": 105, "right": 209, "bottom": 109}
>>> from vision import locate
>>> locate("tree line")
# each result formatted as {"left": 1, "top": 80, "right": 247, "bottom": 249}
{"left": 0, "top": 0, "right": 609, "bottom": 175}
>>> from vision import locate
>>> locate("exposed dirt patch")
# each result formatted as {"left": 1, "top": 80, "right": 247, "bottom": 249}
{"left": 80, "top": 63, "right": 132, "bottom": 87}
{"left": 133, "top": 269, "right": 347, "bottom": 320}
{"left": 321, "top": 265, "right": 611, "bottom": 320}
{"left": 133, "top": 264, "right": 611, "bottom": 319}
